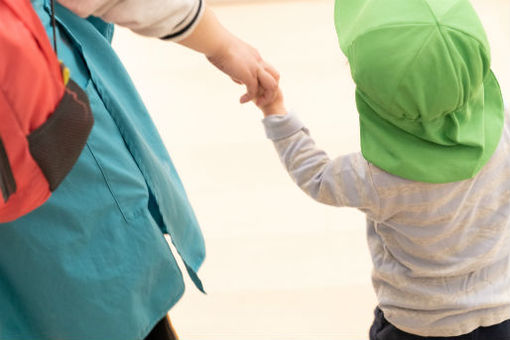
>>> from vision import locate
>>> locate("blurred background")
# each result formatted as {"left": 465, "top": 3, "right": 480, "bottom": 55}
{"left": 112, "top": 1, "right": 510, "bottom": 339}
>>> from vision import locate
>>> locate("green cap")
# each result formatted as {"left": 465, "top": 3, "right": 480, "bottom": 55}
{"left": 334, "top": 0, "right": 504, "bottom": 183}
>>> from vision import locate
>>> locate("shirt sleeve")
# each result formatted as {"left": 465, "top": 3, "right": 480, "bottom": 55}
{"left": 57, "top": 0, "right": 204, "bottom": 41}
{"left": 262, "top": 113, "right": 381, "bottom": 218}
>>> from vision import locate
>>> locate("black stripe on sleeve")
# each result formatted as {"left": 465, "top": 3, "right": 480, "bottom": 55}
{"left": 160, "top": 0, "right": 203, "bottom": 40}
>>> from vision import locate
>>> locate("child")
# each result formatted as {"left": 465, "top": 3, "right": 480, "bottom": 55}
{"left": 256, "top": 0, "right": 509, "bottom": 339}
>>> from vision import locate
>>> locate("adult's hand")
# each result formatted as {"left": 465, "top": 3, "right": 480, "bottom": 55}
{"left": 179, "top": 7, "right": 279, "bottom": 106}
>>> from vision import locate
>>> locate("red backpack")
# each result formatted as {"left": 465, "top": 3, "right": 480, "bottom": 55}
{"left": 0, "top": 0, "right": 93, "bottom": 222}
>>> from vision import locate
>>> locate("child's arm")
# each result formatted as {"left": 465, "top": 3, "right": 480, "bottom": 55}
{"left": 258, "top": 90, "right": 380, "bottom": 216}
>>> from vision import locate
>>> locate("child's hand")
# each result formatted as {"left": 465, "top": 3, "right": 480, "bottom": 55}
{"left": 256, "top": 87, "right": 287, "bottom": 117}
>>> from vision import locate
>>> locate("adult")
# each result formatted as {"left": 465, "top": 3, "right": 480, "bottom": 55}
{"left": 0, "top": 0, "right": 278, "bottom": 339}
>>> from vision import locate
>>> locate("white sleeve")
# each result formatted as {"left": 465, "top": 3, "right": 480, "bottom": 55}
{"left": 57, "top": 0, "right": 204, "bottom": 40}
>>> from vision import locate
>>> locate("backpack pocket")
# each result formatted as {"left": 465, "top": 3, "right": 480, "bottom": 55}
{"left": 27, "top": 79, "right": 94, "bottom": 191}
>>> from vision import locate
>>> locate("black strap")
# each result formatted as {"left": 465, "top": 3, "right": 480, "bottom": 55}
{"left": 50, "top": 0, "right": 58, "bottom": 55}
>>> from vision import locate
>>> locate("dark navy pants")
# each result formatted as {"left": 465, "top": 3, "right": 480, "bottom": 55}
{"left": 370, "top": 307, "right": 510, "bottom": 340}
{"left": 145, "top": 316, "right": 178, "bottom": 340}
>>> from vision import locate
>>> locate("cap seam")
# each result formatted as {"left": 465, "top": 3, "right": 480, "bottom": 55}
{"left": 422, "top": 0, "right": 464, "bottom": 113}
{"left": 441, "top": 25, "right": 490, "bottom": 59}
{"left": 387, "top": 27, "right": 438, "bottom": 119}
{"left": 346, "top": 22, "right": 434, "bottom": 53}
{"left": 435, "top": 0, "right": 490, "bottom": 57}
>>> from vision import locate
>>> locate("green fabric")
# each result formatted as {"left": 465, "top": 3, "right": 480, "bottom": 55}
{"left": 334, "top": 0, "right": 504, "bottom": 183}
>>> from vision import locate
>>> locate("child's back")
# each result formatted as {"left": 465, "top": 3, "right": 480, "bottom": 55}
{"left": 362, "top": 112, "right": 510, "bottom": 335}
{"left": 261, "top": 108, "right": 509, "bottom": 336}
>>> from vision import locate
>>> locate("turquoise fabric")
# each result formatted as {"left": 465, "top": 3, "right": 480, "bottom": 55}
{"left": 0, "top": 1, "right": 205, "bottom": 339}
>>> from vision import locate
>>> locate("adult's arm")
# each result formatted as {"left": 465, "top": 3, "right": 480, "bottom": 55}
{"left": 178, "top": 7, "right": 279, "bottom": 105}
{"left": 57, "top": 0, "right": 204, "bottom": 40}
{"left": 57, "top": 0, "right": 279, "bottom": 105}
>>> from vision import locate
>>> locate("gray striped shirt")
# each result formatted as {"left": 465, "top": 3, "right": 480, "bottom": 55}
{"left": 262, "top": 110, "right": 510, "bottom": 337}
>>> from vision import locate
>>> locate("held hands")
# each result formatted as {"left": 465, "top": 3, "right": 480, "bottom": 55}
{"left": 179, "top": 8, "right": 280, "bottom": 107}
{"left": 206, "top": 35, "right": 280, "bottom": 106}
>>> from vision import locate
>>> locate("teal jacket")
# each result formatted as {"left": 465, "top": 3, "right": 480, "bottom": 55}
{"left": 0, "top": 1, "right": 205, "bottom": 339}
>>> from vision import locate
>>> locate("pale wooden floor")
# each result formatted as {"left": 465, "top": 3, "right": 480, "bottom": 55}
{"left": 112, "top": 1, "right": 510, "bottom": 338}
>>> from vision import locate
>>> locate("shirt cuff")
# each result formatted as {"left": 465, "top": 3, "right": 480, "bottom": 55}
{"left": 262, "top": 112, "right": 306, "bottom": 141}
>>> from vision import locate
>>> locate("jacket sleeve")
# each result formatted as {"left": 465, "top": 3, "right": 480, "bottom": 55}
{"left": 262, "top": 113, "right": 381, "bottom": 219}
{"left": 57, "top": 0, "right": 204, "bottom": 41}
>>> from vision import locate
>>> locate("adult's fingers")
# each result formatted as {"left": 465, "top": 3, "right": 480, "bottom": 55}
{"left": 255, "top": 68, "right": 278, "bottom": 106}
{"left": 258, "top": 68, "right": 278, "bottom": 93}
{"left": 263, "top": 61, "right": 280, "bottom": 83}
{"left": 239, "top": 76, "right": 259, "bottom": 104}
{"left": 231, "top": 78, "right": 242, "bottom": 85}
